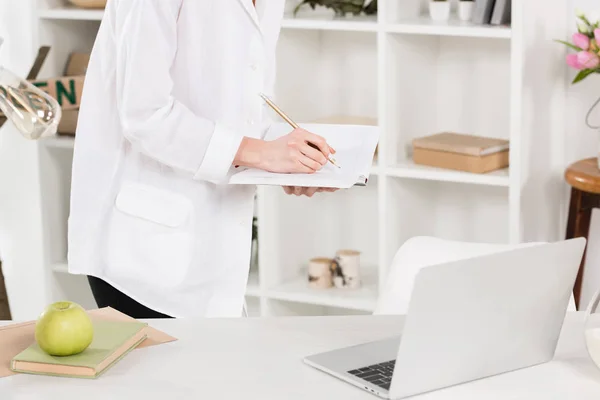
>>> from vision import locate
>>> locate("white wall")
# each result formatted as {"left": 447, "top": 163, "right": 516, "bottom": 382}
{"left": 0, "top": 0, "right": 50, "bottom": 320}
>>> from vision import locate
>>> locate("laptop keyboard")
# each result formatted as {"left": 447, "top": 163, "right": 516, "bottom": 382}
{"left": 347, "top": 360, "right": 395, "bottom": 391}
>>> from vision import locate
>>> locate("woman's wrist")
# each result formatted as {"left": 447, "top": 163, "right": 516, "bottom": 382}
{"left": 234, "top": 137, "right": 266, "bottom": 169}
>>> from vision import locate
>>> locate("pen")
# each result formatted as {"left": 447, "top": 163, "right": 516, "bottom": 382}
{"left": 259, "top": 93, "right": 340, "bottom": 169}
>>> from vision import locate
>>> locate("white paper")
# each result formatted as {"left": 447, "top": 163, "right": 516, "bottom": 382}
{"left": 228, "top": 123, "right": 379, "bottom": 188}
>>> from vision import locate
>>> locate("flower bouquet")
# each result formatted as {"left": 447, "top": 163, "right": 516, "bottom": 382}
{"left": 558, "top": 11, "right": 600, "bottom": 84}
{"left": 558, "top": 11, "right": 600, "bottom": 167}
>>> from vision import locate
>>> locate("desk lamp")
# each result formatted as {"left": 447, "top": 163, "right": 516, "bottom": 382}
{"left": 0, "top": 38, "right": 61, "bottom": 140}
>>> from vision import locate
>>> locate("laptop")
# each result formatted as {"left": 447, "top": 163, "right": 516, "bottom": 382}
{"left": 304, "top": 238, "right": 586, "bottom": 399}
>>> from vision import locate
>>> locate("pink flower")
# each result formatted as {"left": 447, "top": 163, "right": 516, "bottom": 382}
{"left": 567, "top": 54, "right": 584, "bottom": 70}
{"left": 573, "top": 32, "right": 591, "bottom": 50}
{"left": 577, "top": 51, "right": 600, "bottom": 69}
{"left": 595, "top": 29, "right": 600, "bottom": 46}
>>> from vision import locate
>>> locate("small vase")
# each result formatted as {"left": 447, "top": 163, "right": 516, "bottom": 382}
{"left": 429, "top": 1, "right": 451, "bottom": 22}
{"left": 458, "top": 1, "right": 474, "bottom": 21}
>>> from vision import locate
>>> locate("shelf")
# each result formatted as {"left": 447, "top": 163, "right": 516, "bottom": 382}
{"left": 246, "top": 271, "right": 261, "bottom": 297}
{"left": 41, "top": 136, "right": 75, "bottom": 149}
{"left": 265, "top": 273, "right": 378, "bottom": 312}
{"left": 386, "top": 18, "right": 511, "bottom": 39}
{"left": 385, "top": 160, "right": 510, "bottom": 187}
{"left": 37, "top": 8, "right": 511, "bottom": 39}
{"left": 281, "top": 14, "right": 378, "bottom": 32}
{"left": 38, "top": 6, "right": 104, "bottom": 21}
{"left": 38, "top": 7, "right": 378, "bottom": 32}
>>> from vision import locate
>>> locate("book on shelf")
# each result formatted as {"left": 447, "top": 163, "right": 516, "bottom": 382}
{"left": 472, "top": 0, "right": 497, "bottom": 24}
{"left": 10, "top": 320, "right": 147, "bottom": 379}
{"left": 412, "top": 132, "right": 509, "bottom": 174}
{"left": 490, "top": 0, "right": 511, "bottom": 26}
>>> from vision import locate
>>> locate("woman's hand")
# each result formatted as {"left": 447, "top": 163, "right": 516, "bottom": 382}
{"left": 234, "top": 128, "right": 335, "bottom": 173}
{"left": 283, "top": 186, "right": 338, "bottom": 197}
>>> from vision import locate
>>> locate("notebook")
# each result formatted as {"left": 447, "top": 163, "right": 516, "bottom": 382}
{"left": 10, "top": 320, "right": 147, "bottom": 379}
{"left": 0, "top": 307, "right": 177, "bottom": 379}
{"left": 490, "top": 0, "right": 511, "bottom": 25}
{"left": 412, "top": 132, "right": 509, "bottom": 157}
{"left": 228, "top": 123, "right": 380, "bottom": 188}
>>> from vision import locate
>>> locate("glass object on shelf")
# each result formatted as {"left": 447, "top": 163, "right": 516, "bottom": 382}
{"left": 584, "top": 288, "right": 600, "bottom": 370}
{"left": 0, "top": 66, "right": 61, "bottom": 140}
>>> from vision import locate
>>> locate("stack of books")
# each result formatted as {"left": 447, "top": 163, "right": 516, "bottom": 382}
{"left": 10, "top": 320, "right": 148, "bottom": 379}
{"left": 412, "top": 132, "right": 509, "bottom": 174}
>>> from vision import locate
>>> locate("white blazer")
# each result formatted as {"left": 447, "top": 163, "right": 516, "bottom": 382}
{"left": 68, "top": 0, "right": 285, "bottom": 318}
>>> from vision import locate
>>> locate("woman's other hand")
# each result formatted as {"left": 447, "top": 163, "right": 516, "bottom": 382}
{"left": 283, "top": 186, "right": 338, "bottom": 197}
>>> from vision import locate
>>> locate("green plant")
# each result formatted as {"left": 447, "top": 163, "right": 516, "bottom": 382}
{"left": 294, "top": 0, "right": 378, "bottom": 17}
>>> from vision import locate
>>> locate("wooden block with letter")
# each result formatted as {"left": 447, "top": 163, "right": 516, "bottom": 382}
{"left": 31, "top": 75, "right": 85, "bottom": 112}
{"left": 412, "top": 132, "right": 509, "bottom": 174}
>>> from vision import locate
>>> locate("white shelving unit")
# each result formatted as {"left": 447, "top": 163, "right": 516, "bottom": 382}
{"left": 3, "top": 0, "right": 569, "bottom": 319}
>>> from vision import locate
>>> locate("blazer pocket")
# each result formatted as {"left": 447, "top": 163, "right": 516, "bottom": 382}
{"left": 106, "top": 182, "right": 194, "bottom": 290}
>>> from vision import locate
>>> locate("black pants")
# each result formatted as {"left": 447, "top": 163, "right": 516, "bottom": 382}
{"left": 87, "top": 276, "right": 172, "bottom": 319}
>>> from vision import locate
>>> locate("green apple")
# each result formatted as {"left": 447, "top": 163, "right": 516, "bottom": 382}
{"left": 35, "top": 301, "right": 94, "bottom": 357}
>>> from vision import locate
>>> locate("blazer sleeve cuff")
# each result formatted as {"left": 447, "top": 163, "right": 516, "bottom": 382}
{"left": 194, "top": 122, "right": 242, "bottom": 183}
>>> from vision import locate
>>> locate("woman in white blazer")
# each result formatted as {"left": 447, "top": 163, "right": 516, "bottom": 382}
{"left": 68, "top": 0, "right": 336, "bottom": 319}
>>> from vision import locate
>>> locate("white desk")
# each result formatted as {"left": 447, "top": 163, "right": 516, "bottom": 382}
{"left": 2, "top": 313, "right": 600, "bottom": 399}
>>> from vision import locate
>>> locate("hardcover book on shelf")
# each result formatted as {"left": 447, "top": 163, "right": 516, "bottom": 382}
{"left": 472, "top": 0, "right": 497, "bottom": 24}
{"left": 10, "top": 320, "right": 147, "bottom": 379}
{"left": 412, "top": 132, "right": 509, "bottom": 174}
{"left": 413, "top": 132, "right": 509, "bottom": 156}
{"left": 490, "top": 0, "right": 511, "bottom": 26}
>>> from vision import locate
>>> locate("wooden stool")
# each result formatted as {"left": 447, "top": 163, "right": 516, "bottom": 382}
{"left": 565, "top": 158, "right": 600, "bottom": 310}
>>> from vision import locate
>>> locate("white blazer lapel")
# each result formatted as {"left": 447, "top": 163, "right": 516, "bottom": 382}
{"left": 237, "top": 0, "right": 263, "bottom": 35}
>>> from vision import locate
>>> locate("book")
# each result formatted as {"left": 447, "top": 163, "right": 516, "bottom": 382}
{"left": 412, "top": 132, "right": 509, "bottom": 157}
{"left": 228, "top": 122, "right": 380, "bottom": 188}
{"left": 472, "top": 0, "right": 496, "bottom": 24}
{"left": 10, "top": 320, "right": 147, "bottom": 379}
{"left": 490, "top": 0, "right": 511, "bottom": 25}
{"left": 413, "top": 147, "right": 509, "bottom": 174}
{"left": 311, "top": 116, "right": 379, "bottom": 158}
